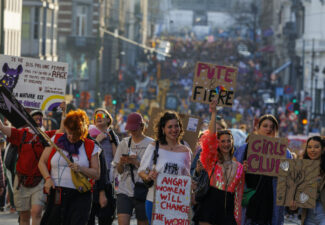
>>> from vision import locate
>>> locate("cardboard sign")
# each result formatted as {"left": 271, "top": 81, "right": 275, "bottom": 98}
{"left": 0, "top": 54, "right": 68, "bottom": 111}
{"left": 191, "top": 62, "right": 237, "bottom": 106}
{"left": 144, "top": 107, "right": 202, "bottom": 152}
{"left": 152, "top": 174, "right": 191, "bottom": 225}
{"left": 246, "top": 134, "right": 288, "bottom": 176}
{"left": 276, "top": 159, "right": 319, "bottom": 208}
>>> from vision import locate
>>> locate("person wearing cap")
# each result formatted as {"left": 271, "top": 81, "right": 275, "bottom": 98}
{"left": 112, "top": 112, "right": 153, "bottom": 225}
{"left": 0, "top": 102, "right": 66, "bottom": 225}
{"left": 88, "top": 108, "right": 119, "bottom": 225}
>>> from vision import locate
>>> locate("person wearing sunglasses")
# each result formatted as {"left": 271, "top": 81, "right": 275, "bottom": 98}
{"left": 192, "top": 100, "right": 244, "bottom": 225}
{"left": 87, "top": 108, "right": 119, "bottom": 225}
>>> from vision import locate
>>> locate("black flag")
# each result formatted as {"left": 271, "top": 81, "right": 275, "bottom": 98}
{"left": 0, "top": 85, "right": 49, "bottom": 146}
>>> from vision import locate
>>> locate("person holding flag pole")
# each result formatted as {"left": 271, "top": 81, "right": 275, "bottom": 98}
{"left": 0, "top": 102, "right": 66, "bottom": 225}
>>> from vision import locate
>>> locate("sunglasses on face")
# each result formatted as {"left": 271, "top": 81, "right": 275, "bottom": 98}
{"left": 95, "top": 113, "right": 107, "bottom": 120}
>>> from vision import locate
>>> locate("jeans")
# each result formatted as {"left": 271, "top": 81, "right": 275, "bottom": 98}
{"left": 145, "top": 200, "right": 153, "bottom": 225}
{"left": 305, "top": 200, "right": 325, "bottom": 225}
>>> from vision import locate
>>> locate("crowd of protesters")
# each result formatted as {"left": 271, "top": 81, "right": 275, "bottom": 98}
{"left": 0, "top": 99, "right": 323, "bottom": 225}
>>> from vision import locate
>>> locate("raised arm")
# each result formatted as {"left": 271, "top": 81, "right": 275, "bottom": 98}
{"left": 56, "top": 101, "right": 66, "bottom": 134}
{"left": 208, "top": 100, "right": 217, "bottom": 134}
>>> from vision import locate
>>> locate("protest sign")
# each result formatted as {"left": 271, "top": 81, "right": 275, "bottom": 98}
{"left": 152, "top": 174, "right": 191, "bottom": 225}
{"left": 246, "top": 134, "right": 288, "bottom": 176}
{"left": 276, "top": 159, "right": 319, "bottom": 208}
{"left": 144, "top": 107, "right": 202, "bottom": 152}
{"left": 191, "top": 62, "right": 237, "bottom": 107}
{"left": 0, "top": 54, "right": 68, "bottom": 111}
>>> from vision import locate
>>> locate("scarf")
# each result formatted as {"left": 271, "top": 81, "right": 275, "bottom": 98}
{"left": 57, "top": 133, "right": 83, "bottom": 156}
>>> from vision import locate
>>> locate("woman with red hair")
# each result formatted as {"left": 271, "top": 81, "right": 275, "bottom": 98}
{"left": 193, "top": 101, "right": 245, "bottom": 225}
{"left": 38, "top": 109, "right": 100, "bottom": 225}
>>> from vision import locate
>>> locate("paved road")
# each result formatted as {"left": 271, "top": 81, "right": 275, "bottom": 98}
{"left": 0, "top": 210, "right": 300, "bottom": 225}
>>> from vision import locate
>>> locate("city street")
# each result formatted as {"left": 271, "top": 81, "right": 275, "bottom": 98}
{"left": 0, "top": 0, "right": 324, "bottom": 225}
{"left": 0, "top": 210, "right": 300, "bottom": 225}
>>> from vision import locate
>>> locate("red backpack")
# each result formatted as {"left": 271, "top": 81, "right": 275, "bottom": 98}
{"left": 47, "top": 133, "right": 95, "bottom": 172}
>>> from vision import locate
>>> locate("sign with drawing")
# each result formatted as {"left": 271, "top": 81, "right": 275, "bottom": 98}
{"left": 0, "top": 54, "right": 68, "bottom": 111}
{"left": 276, "top": 159, "right": 319, "bottom": 208}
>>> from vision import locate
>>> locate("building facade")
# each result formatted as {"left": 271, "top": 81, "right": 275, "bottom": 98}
{"left": 21, "top": 0, "right": 58, "bottom": 60}
{"left": 57, "top": 0, "right": 100, "bottom": 105}
{"left": 0, "top": 0, "right": 22, "bottom": 56}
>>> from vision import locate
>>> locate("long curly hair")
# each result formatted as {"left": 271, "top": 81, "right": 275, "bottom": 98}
{"left": 64, "top": 109, "right": 89, "bottom": 141}
{"left": 154, "top": 111, "right": 184, "bottom": 145}
{"left": 303, "top": 136, "right": 325, "bottom": 174}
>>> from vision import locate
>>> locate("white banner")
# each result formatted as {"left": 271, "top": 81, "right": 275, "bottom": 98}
{"left": 0, "top": 54, "right": 68, "bottom": 111}
{"left": 152, "top": 174, "right": 191, "bottom": 225}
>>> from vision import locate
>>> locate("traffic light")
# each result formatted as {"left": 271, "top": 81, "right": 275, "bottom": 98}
{"left": 112, "top": 99, "right": 117, "bottom": 105}
{"left": 300, "top": 110, "right": 308, "bottom": 125}
{"left": 73, "top": 90, "right": 80, "bottom": 98}
{"left": 293, "top": 99, "right": 300, "bottom": 115}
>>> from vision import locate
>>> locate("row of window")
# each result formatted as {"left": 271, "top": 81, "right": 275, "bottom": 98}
{"left": 22, "top": 4, "right": 91, "bottom": 39}
{"left": 4, "top": 29, "right": 20, "bottom": 56}
{"left": 5, "top": 0, "right": 22, "bottom": 13}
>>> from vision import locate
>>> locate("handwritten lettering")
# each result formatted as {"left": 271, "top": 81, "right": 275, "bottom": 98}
{"left": 160, "top": 201, "right": 189, "bottom": 213}
{"left": 161, "top": 177, "right": 188, "bottom": 187}
{"left": 196, "top": 63, "right": 235, "bottom": 83}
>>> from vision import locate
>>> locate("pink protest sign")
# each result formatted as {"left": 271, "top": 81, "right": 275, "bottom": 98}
{"left": 191, "top": 62, "right": 237, "bottom": 106}
{"left": 246, "top": 134, "right": 288, "bottom": 176}
{"left": 152, "top": 174, "right": 191, "bottom": 225}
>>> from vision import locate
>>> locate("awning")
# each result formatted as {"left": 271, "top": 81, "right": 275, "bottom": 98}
{"left": 272, "top": 61, "right": 291, "bottom": 74}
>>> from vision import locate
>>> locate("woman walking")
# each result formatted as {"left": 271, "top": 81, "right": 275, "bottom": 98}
{"left": 193, "top": 101, "right": 244, "bottom": 225}
{"left": 38, "top": 109, "right": 100, "bottom": 225}
{"left": 138, "top": 111, "right": 191, "bottom": 224}
{"left": 292, "top": 136, "right": 325, "bottom": 224}
{"left": 234, "top": 114, "right": 292, "bottom": 225}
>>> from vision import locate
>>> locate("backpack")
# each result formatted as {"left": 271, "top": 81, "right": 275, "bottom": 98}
{"left": 4, "top": 131, "right": 26, "bottom": 173}
{"left": 15, "top": 130, "right": 45, "bottom": 188}
{"left": 47, "top": 133, "right": 95, "bottom": 192}
{"left": 47, "top": 133, "right": 94, "bottom": 172}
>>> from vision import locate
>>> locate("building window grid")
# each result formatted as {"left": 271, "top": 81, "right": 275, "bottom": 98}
{"left": 76, "top": 4, "right": 88, "bottom": 36}
{"left": 22, "top": 6, "right": 31, "bottom": 40}
{"left": 34, "top": 7, "right": 40, "bottom": 39}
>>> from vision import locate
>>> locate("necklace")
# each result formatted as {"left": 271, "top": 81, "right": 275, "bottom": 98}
{"left": 223, "top": 161, "right": 234, "bottom": 213}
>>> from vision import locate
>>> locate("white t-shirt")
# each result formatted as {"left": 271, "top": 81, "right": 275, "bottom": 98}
{"left": 112, "top": 136, "right": 154, "bottom": 197}
{"left": 138, "top": 144, "right": 191, "bottom": 202}
{"left": 50, "top": 136, "right": 101, "bottom": 189}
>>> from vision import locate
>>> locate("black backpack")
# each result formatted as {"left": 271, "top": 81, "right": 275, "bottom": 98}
{"left": 4, "top": 131, "right": 27, "bottom": 173}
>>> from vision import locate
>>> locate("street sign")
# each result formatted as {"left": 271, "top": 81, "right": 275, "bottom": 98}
{"left": 286, "top": 102, "right": 294, "bottom": 112}
{"left": 288, "top": 112, "right": 297, "bottom": 121}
